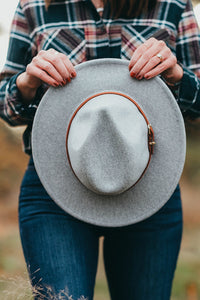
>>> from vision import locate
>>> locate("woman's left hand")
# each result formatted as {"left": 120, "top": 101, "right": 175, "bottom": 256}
{"left": 128, "top": 37, "right": 183, "bottom": 84}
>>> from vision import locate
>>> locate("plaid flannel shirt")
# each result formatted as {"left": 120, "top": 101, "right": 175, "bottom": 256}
{"left": 0, "top": 0, "right": 200, "bottom": 154}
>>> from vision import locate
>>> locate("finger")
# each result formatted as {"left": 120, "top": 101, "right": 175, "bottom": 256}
{"left": 39, "top": 49, "right": 73, "bottom": 82}
{"left": 128, "top": 38, "right": 156, "bottom": 71}
{"left": 48, "top": 49, "right": 76, "bottom": 77}
{"left": 129, "top": 42, "right": 166, "bottom": 77}
{"left": 129, "top": 39, "right": 168, "bottom": 77}
{"left": 26, "top": 64, "right": 60, "bottom": 87}
{"left": 139, "top": 54, "right": 165, "bottom": 79}
{"left": 32, "top": 55, "right": 65, "bottom": 84}
{"left": 144, "top": 55, "right": 177, "bottom": 79}
{"left": 63, "top": 55, "right": 77, "bottom": 78}
{"left": 135, "top": 49, "right": 168, "bottom": 79}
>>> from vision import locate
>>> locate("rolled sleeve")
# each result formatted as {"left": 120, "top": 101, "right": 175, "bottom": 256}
{"left": 178, "top": 65, "right": 200, "bottom": 119}
{"left": 2, "top": 73, "right": 46, "bottom": 126}
{"left": 0, "top": 2, "right": 44, "bottom": 126}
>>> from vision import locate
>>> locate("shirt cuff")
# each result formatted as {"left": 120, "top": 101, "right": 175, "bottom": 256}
{"left": 6, "top": 72, "right": 48, "bottom": 123}
{"left": 177, "top": 64, "right": 200, "bottom": 119}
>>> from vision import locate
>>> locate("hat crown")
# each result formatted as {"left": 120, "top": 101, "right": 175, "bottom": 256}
{"left": 67, "top": 93, "right": 150, "bottom": 195}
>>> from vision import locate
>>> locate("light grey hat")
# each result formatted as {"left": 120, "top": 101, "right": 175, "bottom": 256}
{"left": 32, "top": 58, "right": 186, "bottom": 227}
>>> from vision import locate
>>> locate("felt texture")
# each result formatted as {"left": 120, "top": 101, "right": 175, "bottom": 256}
{"left": 67, "top": 93, "right": 149, "bottom": 195}
{"left": 32, "top": 58, "right": 186, "bottom": 227}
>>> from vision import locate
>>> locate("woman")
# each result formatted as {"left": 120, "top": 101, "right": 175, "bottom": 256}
{"left": 0, "top": 0, "right": 200, "bottom": 299}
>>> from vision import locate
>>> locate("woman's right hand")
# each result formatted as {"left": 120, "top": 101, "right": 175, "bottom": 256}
{"left": 16, "top": 49, "right": 76, "bottom": 102}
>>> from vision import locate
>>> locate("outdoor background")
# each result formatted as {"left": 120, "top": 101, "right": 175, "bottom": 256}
{"left": 0, "top": 1, "right": 200, "bottom": 299}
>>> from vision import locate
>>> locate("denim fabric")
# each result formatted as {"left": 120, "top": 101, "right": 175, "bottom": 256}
{"left": 19, "top": 157, "right": 182, "bottom": 300}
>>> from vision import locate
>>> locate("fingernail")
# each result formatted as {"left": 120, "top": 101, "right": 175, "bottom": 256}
{"left": 53, "top": 82, "right": 59, "bottom": 87}
{"left": 137, "top": 75, "right": 143, "bottom": 80}
{"left": 130, "top": 72, "right": 136, "bottom": 78}
{"left": 58, "top": 80, "right": 65, "bottom": 87}
{"left": 71, "top": 71, "right": 76, "bottom": 78}
{"left": 129, "top": 65, "right": 132, "bottom": 71}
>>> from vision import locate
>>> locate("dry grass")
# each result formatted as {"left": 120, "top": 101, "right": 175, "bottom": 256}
{"left": 0, "top": 275, "right": 88, "bottom": 300}
{"left": 0, "top": 274, "right": 32, "bottom": 300}
{"left": 0, "top": 120, "right": 28, "bottom": 197}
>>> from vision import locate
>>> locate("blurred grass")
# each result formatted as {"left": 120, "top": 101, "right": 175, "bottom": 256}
{"left": 171, "top": 226, "right": 200, "bottom": 300}
{"left": 183, "top": 122, "right": 200, "bottom": 186}
{"left": 0, "top": 122, "right": 28, "bottom": 197}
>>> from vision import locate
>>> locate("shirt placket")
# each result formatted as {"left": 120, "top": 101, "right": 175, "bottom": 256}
{"left": 84, "top": 0, "right": 111, "bottom": 59}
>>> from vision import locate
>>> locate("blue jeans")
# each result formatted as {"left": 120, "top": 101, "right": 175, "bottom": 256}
{"left": 19, "top": 157, "right": 182, "bottom": 300}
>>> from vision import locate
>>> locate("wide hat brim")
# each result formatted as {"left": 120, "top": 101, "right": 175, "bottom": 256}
{"left": 32, "top": 58, "right": 186, "bottom": 227}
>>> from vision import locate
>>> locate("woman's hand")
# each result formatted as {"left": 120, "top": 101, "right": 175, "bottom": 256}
{"left": 128, "top": 37, "right": 183, "bottom": 84}
{"left": 16, "top": 49, "right": 76, "bottom": 103}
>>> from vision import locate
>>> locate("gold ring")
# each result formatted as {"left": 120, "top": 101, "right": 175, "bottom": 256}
{"left": 156, "top": 53, "right": 163, "bottom": 62}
